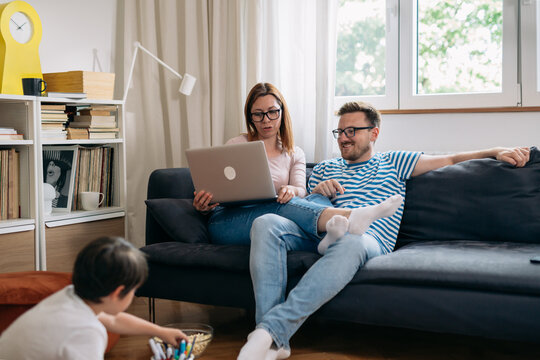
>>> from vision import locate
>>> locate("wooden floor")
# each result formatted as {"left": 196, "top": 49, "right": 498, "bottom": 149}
{"left": 105, "top": 297, "right": 540, "bottom": 360}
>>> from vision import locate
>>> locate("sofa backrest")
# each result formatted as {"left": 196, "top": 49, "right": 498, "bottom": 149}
{"left": 146, "top": 148, "right": 540, "bottom": 247}
{"left": 397, "top": 146, "right": 540, "bottom": 247}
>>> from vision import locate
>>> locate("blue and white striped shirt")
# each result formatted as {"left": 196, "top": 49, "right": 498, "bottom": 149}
{"left": 308, "top": 151, "right": 422, "bottom": 253}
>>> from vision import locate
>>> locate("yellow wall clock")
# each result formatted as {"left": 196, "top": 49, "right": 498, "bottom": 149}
{"left": 0, "top": 0, "right": 42, "bottom": 95}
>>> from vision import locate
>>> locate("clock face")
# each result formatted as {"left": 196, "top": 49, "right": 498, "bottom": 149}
{"left": 9, "top": 11, "right": 33, "bottom": 44}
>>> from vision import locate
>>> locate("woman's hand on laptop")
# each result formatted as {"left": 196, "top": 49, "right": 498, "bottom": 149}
{"left": 193, "top": 190, "right": 219, "bottom": 212}
{"left": 277, "top": 185, "right": 296, "bottom": 204}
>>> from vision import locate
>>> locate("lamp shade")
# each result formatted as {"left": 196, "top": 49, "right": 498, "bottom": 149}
{"left": 179, "top": 73, "right": 196, "bottom": 95}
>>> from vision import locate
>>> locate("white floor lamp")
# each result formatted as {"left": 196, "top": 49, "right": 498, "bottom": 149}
{"left": 123, "top": 41, "right": 196, "bottom": 102}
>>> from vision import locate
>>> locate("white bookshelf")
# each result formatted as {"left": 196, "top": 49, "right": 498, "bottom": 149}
{"left": 0, "top": 95, "right": 126, "bottom": 272}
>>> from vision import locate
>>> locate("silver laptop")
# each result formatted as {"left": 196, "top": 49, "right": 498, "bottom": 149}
{"left": 186, "top": 141, "right": 277, "bottom": 206}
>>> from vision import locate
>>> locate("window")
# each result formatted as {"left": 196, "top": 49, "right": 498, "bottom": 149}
{"left": 416, "top": 0, "right": 503, "bottom": 95}
{"left": 335, "top": 0, "right": 532, "bottom": 109}
{"left": 400, "top": 0, "right": 518, "bottom": 109}
{"left": 521, "top": 0, "right": 540, "bottom": 106}
{"left": 334, "top": 0, "right": 398, "bottom": 109}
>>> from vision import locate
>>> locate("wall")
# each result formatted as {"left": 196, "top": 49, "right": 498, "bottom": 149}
{"left": 26, "top": 0, "right": 538, "bottom": 156}
{"left": 327, "top": 111, "right": 540, "bottom": 158}
{"left": 374, "top": 112, "right": 540, "bottom": 154}
{"left": 26, "top": 0, "right": 117, "bottom": 74}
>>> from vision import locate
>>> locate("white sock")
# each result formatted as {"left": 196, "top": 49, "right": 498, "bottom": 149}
{"left": 348, "top": 194, "right": 403, "bottom": 235}
{"left": 265, "top": 346, "right": 291, "bottom": 360}
{"left": 237, "top": 328, "right": 273, "bottom": 360}
{"left": 317, "top": 215, "right": 349, "bottom": 255}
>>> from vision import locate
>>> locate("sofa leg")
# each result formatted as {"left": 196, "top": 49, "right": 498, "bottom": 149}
{"left": 148, "top": 297, "right": 156, "bottom": 323}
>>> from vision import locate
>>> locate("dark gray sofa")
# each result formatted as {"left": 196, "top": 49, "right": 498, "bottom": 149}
{"left": 137, "top": 146, "right": 540, "bottom": 342}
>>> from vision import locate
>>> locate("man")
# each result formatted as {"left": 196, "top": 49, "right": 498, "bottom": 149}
{"left": 238, "top": 101, "right": 530, "bottom": 360}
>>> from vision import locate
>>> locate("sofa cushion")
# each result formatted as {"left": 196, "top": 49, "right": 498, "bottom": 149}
{"left": 399, "top": 146, "right": 540, "bottom": 244}
{"left": 354, "top": 240, "right": 540, "bottom": 296}
{"left": 145, "top": 198, "right": 209, "bottom": 244}
{"left": 141, "top": 242, "right": 320, "bottom": 277}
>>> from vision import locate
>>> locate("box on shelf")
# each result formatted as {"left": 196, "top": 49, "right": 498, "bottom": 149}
{"left": 43, "top": 71, "right": 115, "bottom": 100}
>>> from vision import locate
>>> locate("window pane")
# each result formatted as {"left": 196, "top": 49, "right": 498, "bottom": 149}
{"left": 417, "top": 0, "right": 503, "bottom": 94}
{"left": 335, "top": 0, "right": 386, "bottom": 96}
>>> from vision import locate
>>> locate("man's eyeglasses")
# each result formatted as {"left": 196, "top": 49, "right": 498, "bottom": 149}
{"left": 332, "top": 126, "right": 374, "bottom": 139}
{"left": 251, "top": 108, "right": 281, "bottom": 123}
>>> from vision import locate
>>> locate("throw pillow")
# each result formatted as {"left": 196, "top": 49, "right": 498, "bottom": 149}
{"left": 145, "top": 198, "right": 209, "bottom": 244}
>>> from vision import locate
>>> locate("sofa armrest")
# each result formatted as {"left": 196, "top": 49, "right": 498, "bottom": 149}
{"left": 147, "top": 168, "right": 195, "bottom": 200}
{"left": 146, "top": 168, "right": 208, "bottom": 246}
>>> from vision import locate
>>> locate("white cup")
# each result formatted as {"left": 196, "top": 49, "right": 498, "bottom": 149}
{"left": 80, "top": 191, "right": 104, "bottom": 211}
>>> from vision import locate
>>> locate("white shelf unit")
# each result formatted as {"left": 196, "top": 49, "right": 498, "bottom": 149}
{"left": 0, "top": 95, "right": 126, "bottom": 272}
{"left": 0, "top": 96, "right": 38, "bottom": 271}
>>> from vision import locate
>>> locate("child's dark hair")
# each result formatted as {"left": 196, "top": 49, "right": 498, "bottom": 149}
{"left": 72, "top": 236, "right": 148, "bottom": 303}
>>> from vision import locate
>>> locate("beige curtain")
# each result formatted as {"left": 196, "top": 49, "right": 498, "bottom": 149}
{"left": 116, "top": 0, "right": 337, "bottom": 247}
{"left": 118, "top": 0, "right": 256, "bottom": 247}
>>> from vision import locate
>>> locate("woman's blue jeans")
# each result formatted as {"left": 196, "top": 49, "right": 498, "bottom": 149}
{"left": 208, "top": 194, "right": 333, "bottom": 245}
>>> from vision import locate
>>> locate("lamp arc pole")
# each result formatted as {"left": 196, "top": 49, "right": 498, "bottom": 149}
{"left": 123, "top": 41, "right": 196, "bottom": 103}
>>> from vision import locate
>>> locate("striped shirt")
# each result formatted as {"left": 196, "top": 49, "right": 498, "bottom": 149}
{"left": 308, "top": 151, "right": 422, "bottom": 253}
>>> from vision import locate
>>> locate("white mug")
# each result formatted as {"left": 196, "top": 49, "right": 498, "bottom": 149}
{"left": 80, "top": 191, "right": 104, "bottom": 211}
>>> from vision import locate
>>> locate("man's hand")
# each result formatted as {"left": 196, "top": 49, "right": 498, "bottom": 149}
{"left": 495, "top": 147, "right": 530, "bottom": 167}
{"left": 311, "top": 179, "right": 345, "bottom": 198}
{"left": 193, "top": 190, "right": 219, "bottom": 212}
{"left": 277, "top": 185, "right": 296, "bottom": 204}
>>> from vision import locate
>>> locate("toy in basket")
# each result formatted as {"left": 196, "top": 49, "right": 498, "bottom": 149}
{"left": 149, "top": 323, "right": 213, "bottom": 359}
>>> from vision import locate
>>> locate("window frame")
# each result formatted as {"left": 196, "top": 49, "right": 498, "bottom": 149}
{"left": 334, "top": 0, "right": 531, "bottom": 110}
{"left": 333, "top": 0, "right": 399, "bottom": 111}
{"left": 399, "top": 0, "right": 519, "bottom": 109}
{"left": 521, "top": 0, "right": 540, "bottom": 106}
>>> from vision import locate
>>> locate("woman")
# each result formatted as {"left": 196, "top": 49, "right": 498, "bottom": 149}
{"left": 193, "top": 82, "right": 401, "bottom": 252}
{"left": 193, "top": 83, "right": 310, "bottom": 244}
{"left": 43, "top": 157, "right": 71, "bottom": 208}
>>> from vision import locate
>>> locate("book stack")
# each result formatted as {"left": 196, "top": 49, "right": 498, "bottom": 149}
{"left": 41, "top": 104, "right": 68, "bottom": 141}
{"left": 66, "top": 127, "right": 88, "bottom": 140}
{"left": 68, "top": 105, "right": 118, "bottom": 139}
{"left": 0, "top": 127, "right": 23, "bottom": 140}
{"left": 72, "top": 146, "right": 114, "bottom": 210}
{"left": 0, "top": 148, "right": 19, "bottom": 219}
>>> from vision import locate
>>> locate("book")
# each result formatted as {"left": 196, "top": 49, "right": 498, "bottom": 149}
{"left": 41, "top": 113, "right": 69, "bottom": 120}
{"left": 78, "top": 109, "right": 112, "bottom": 116}
{"left": 0, "top": 134, "right": 24, "bottom": 140}
{"left": 89, "top": 105, "right": 117, "bottom": 112}
{"left": 12, "top": 150, "right": 19, "bottom": 219}
{"left": 0, "top": 128, "right": 17, "bottom": 134}
{"left": 88, "top": 132, "right": 117, "bottom": 139}
{"left": 46, "top": 92, "right": 87, "bottom": 99}
{"left": 41, "top": 104, "right": 66, "bottom": 111}
{"left": 88, "top": 127, "right": 119, "bottom": 133}
{"left": 41, "top": 118, "right": 68, "bottom": 124}
{"left": 72, "top": 115, "right": 116, "bottom": 127}
{"left": 41, "top": 110, "right": 66, "bottom": 114}
{"left": 67, "top": 128, "right": 88, "bottom": 140}
{"left": 7, "top": 149, "right": 17, "bottom": 219}
{"left": 41, "top": 129, "right": 67, "bottom": 141}
{"left": 41, "top": 123, "right": 65, "bottom": 130}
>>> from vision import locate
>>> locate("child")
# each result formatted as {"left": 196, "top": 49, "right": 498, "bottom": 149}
{"left": 0, "top": 236, "right": 188, "bottom": 359}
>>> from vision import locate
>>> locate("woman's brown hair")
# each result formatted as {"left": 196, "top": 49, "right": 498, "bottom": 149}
{"left": 244, "top": 83, "right": 294, "bottom": 154}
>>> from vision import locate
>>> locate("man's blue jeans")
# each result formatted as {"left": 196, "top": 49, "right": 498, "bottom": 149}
{"left": 209, "top": 194, "right": 333, "bottom": 245}
{"left": 249, "top": 213, "right": 383, "bottom": 350}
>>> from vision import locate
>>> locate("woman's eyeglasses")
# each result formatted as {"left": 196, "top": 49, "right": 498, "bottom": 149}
{"left": 251, "top": 108, "right": 281, "bottom": 123}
